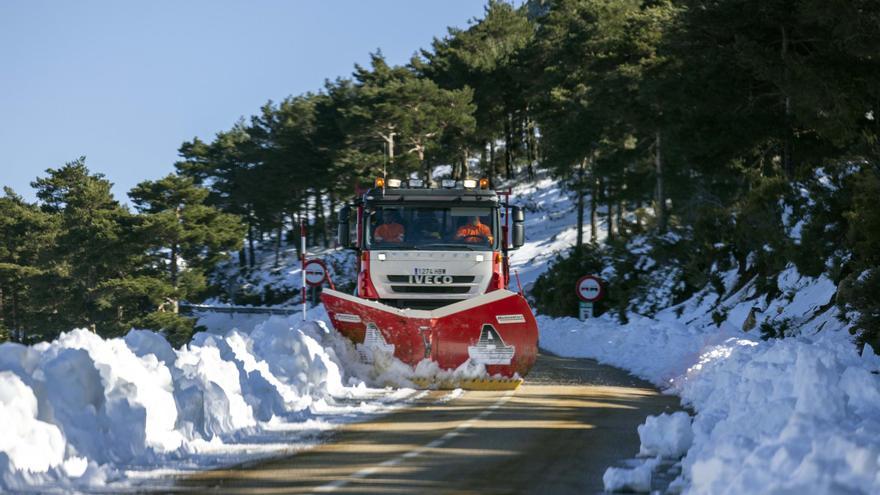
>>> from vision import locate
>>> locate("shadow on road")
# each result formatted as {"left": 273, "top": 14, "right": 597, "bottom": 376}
{"left": 161, "top": 354, "right": 680, "bottom": 494}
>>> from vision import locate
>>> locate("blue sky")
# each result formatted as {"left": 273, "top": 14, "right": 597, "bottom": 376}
{"left": 0, "top": 1, "right": 488, "bottom": 203}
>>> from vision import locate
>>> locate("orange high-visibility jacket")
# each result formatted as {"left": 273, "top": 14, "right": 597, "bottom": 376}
{"left": 455, "top": 222, "right": 493, "bottom": 244}
{"left": 374, "top": 223, "right": 404, "bottom": 242}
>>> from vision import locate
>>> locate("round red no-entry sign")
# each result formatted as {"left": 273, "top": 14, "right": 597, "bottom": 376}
{"left": 304, "top": 259, "right": 328, "bottom": 287}
{"left": 576, "top": 275, "right": 605, "bottom": 302}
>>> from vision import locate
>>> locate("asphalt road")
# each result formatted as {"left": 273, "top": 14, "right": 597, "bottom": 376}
{"left": 173, "top": 354, "right": 680, "bottom": 494}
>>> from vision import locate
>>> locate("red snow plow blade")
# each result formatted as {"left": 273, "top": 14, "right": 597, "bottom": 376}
{"left": 320, "top": 289, "right": 538, "bottom": 388}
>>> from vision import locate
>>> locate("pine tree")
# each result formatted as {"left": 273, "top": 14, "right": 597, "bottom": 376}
{"left": 420, "top": 1, "right": 535, "bottom": 181}
{"left": 129, "top": 174, "right": 245, "bottom": 344}
{"left": 0, "top": 187, "right": 57, "bottom": 340}
{"left": 31, "top": 158, "right": 140, "bottom": 336}
{"left": 176, "top": 124, "right": 259, "bottom": 267}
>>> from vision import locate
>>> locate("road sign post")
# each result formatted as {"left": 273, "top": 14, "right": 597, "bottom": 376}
{"left": 579, "top": 302, "right": 594, "bottom": 320}
{"left": 575, "top": 275, "right": 605, "bottom": 321}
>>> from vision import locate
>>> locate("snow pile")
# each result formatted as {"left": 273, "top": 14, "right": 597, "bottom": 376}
{"left": 0, "top": 373, "right": 66, "bottom": 474}
{"left": 0, "top": 316, "right": 391, "bottom": 492}
{"left": 603, "top": 412, "right": 693, "bottom": 492}
{"left": 540, "top": 310, "right": 880, "bottom": 494}
{"left": 603, "top": 456, "right": 661, "bottom": 493}
{"left": 638, "top": 412, "right": 693, "bottom": 459}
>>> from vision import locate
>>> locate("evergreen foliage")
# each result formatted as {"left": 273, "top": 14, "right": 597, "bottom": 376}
{"left": 0, "top": 159, "right": 243, "bottom": 343}
{"left": 4, "top": 0, "right": 879, "bottom": 346}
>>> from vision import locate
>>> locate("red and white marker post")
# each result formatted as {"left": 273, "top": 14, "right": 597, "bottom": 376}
{"left": 300, "top": 219, "right": 307, "bottom": 320}
{"left": 575, "top": 275, "right": 605, "bottom": 320}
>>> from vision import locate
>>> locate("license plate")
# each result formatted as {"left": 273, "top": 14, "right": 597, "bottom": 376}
{"left": 413, "top": 267, "right": 446, "bottom": 275}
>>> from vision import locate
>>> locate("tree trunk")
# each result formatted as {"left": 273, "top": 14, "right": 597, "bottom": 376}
{"left": 576, "top": 158, "right": 587, "bottom": 247}
{"left": 607, "top": 184, "right": 616, "bottom": 242}
{"left": 504, "top": 117, "right": 513, "bottom": 180}
{"left": 635, "top": 200, "right": 643, "bottom": 230}
{"left": 328, "top": 193, "right": 337, "bottom": 246}
{"left": 388, "top": 135, "right": 394, "bottom": 166}
{"left": 11, "top": 291, "right": 18, "bottom": 338}
{"left": 0, "top": 286, "right": 5, "bottom": 331}
{"left": 590, "top": 174, "right": 598, "bottom": 243}
{"left": 781, "top": 24, "right": 794, "bottom": 179}
{"left": 655, "top": 130, "right": 667, "bottom": 232}
{"left": 314, "top": 192, "right": 327, "bottom": 248}
{"left": 292, "top": 212, "right": 302, "bottom": 260}
{"left": 488, "top": 141, "right": 496, "bottom": 187}
{"left": 420, "top": 147, "right": 431, "bottom": 186}
{"left": 460, "top": 148, "right": 469, "bottom": 180}
{"left": 527, "top": 110, "right": 539, "bottom": 176}
{"left": 171, "top": 206, "right": 181, "bottom": 289}
{"left": 170, "top": 244, "right": 179, "bottom": 289}
{"left": 617, "top": 201, "right": 624, "bottom": 236}
{"left": 382, "top": 130, "right": 396, "bottom": 172}
{"left": 274, "top": 221, "right": 283, "bottom": 268}
{"left": 247, "top": 222, "right": 256, "bottom": 268}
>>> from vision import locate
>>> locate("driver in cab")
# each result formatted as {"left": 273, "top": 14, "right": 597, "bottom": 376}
{"left": 455, "top": 216, "right": 493, "bottom": 244}
{"left": 374, "top": 211, "right": 405, "bottom": 243}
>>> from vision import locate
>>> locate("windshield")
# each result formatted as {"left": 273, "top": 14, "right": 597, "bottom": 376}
{"left": 366, "top": 206, "right": 497, "bottom": 250}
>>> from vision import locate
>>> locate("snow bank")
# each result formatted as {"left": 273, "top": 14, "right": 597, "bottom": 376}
{"left": 682, "top": 334, "right": 880, "bottom": 494}
{"left": 538, "top": 313, "right": 742, "bottom": 386}
{"left": 540, "top": 311, "right": 880, "bottom": 494}
{"left": 0, "top": 315, "right": 394, "bottom": 492}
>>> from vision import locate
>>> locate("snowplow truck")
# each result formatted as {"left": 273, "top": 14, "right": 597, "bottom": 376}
{"left": 320, "top": 177, "right": 539, "bottom": 389}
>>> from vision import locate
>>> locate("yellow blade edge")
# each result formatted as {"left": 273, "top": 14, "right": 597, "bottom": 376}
{"left": 411, "top": 377, "right": 523, "bottom": 391}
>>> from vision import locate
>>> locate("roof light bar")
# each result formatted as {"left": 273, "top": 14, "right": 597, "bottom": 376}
{"left": 386, "top": 178, "right": 402, "bottom": 188}
{"left": 462, "top": 179, "right": 477, "bottom": 189}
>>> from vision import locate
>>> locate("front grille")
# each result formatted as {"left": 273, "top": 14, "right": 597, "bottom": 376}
{"left": 389, "top": 285, "right": 472, "bottom": 294}
{"left": 382, "top": 299, "right": 464, "bottom": 310}
{"left": 387, "top": 275, "right": 475, "bottom": 283}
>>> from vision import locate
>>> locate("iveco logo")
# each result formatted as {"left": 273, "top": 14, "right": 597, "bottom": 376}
{"left": 408, "top": 275, "right": 454, "bottom": 284}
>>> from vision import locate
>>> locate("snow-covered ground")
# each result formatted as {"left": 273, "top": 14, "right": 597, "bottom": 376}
{"left": 540, "top": 268, "right": 880, "bottom": 494}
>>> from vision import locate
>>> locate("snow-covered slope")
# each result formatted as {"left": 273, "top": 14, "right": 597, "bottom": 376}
{"left": 508, "top": 173, "right": 583, "bottom": 289}
{"left": 540, "top": 267, "right": 880, "bottom": 494}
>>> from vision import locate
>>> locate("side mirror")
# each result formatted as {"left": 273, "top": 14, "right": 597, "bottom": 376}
{"left": 512, "top": 206, "right": 525, "bottom": 223}
{"left": 511, "top": 206, "right": 525, "bottom": 249}
{"left": 338, "top": 205, "right": 352, "bottom": 248}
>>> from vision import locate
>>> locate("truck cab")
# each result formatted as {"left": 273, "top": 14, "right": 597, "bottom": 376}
{"left": 337, "top": 179, "right": 525, "bottom": 310}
